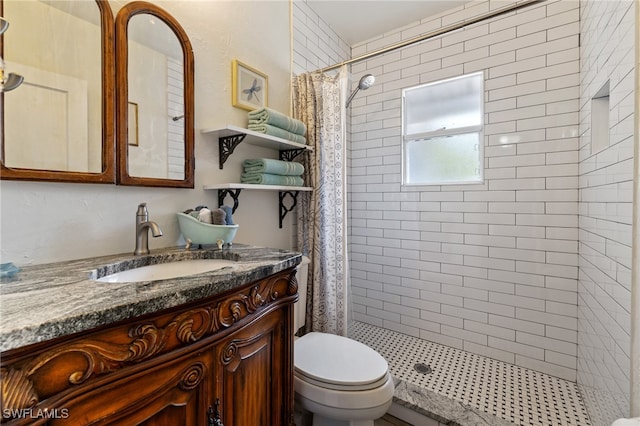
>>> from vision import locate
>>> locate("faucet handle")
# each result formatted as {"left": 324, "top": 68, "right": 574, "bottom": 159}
{"left": 136, "top": 203, "right": 149, "bottom": 216}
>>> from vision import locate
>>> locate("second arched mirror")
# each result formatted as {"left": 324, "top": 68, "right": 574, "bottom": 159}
{"left": 115, "top": 1, "right": 194, "bottom": 187}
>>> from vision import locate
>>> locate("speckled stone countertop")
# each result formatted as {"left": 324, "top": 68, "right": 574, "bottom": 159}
{"left": 0, "top": 244, "right": 301, "bottom": 352}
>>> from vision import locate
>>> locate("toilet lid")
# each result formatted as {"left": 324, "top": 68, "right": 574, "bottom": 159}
{"left": 294, "top": 332, "right": 389, "bottom": 391}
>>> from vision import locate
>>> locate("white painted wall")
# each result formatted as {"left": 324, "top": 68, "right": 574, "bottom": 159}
{"left": 1, "top": 0, "right": 295, "bottom": 265}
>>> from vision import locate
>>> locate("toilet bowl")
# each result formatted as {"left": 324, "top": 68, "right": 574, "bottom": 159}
{"left": 294, "top": 332, "right": 394, "bottom": 426}
{"left": 293, "top": 257, "right": 394, "bottom": 426}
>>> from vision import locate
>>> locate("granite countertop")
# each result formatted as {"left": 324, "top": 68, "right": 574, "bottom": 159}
{"left": 0, "top": 244, "right": 301, "bottom": 352}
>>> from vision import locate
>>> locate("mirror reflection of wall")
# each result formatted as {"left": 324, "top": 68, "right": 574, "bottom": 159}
{"left": 3, "top": 0, "right": 103, "bottom": 173}
{"left": 126, "top": 13, "right": 184, "bottom": 180}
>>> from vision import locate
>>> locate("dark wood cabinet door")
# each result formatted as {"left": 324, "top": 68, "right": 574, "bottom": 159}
{"left": 53, "top": 351, "right": 213, "bottom": 425}
{"left": 215, "top": 308, "right": 293, "bottom": 426}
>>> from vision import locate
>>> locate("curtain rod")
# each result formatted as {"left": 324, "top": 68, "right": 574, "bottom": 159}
{"left": 318, "top": 0, "right": 546, "bottom": 73}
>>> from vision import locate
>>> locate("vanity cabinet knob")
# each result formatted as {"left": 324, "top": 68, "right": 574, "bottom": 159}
{"left": 207, "top": 399, "right": 224, "bottom": 426}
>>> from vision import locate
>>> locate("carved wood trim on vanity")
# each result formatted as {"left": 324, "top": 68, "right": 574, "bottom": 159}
{"left": 0, "top": 269, "right": 297, "bottom": 421}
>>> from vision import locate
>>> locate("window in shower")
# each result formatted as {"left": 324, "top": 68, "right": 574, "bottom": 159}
{"left": 402, "top": 71, "right": 484, "bottom": 185}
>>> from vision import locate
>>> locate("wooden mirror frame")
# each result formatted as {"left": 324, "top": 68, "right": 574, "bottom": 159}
{"left": 0, "top": 0, "right": 115, "bottom": 184}
{"left": 115, "top": 1, "right": 194, "bottom": 188}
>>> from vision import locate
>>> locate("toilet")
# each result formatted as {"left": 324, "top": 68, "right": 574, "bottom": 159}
{"left": 293, "top": 256, "right": 394, "bottom": 426}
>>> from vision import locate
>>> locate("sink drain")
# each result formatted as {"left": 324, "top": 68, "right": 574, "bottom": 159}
{"left": 414, "top": 363, "right": 432, "bottom": 374}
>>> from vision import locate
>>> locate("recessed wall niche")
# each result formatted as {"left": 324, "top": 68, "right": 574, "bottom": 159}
{"left": 590, "top": 81, "right": 610, "bottom": 154}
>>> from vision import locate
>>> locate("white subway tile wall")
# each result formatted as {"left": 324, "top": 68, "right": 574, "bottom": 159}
{"left": 292, "top": 1, "right": 350, "bottom": 76}
{"left": 349, "top": 0, "right": 581, "bottom": 383}
{"left": 577, "top": 0, "right": 634, "bottom": 422}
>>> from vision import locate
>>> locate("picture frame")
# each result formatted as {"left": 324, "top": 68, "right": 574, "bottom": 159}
{"left": 232, "top": 59, "right": 268, "bottom": 111}
{"left": 127, "top": 101, "right": 139, "bottom": 146}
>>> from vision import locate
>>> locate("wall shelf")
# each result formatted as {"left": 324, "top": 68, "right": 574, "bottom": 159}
{"left": 201, "top": 125, "right": 312, "bottom": 228}
{"left": 203, "top": 183, "right": 312, "bottom": 229}
{"left": 201, "top": 125, "right": 313, "bottom": 169}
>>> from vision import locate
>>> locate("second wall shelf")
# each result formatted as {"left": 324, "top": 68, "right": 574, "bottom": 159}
{"left": 204, "top": 183, "right": 312, "bottom": 229}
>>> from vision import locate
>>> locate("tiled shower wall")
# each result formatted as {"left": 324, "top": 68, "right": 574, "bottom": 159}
{"left": 292, "top": 0, "right": 635, "bottom": 421}
{"left": 292, "top": 1, "right": 350, "bottom": 77}
{"left": 577, "top": 0, "right": 634, "bottom": 419}
{"left": 348, "top": 0, "right": 582, "bottom": 382}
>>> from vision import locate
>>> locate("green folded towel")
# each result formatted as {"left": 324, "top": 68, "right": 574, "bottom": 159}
{"left": 248, "top": 123, "right": 307, "bottom": 145}
{"left": 243, "top": 158, "right": 304, "bottom": 176}
{"left": 248, "top": 107, "right": 307, "bottom": 136}
{"left": 241, "top": 173, "right": 304, "bottom": 186}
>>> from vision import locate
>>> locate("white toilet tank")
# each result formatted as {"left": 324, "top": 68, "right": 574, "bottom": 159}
{"left": 294, "top": 256, "right": 310, "bottom": 334}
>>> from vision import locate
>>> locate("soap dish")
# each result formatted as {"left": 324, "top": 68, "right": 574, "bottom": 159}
{"left": 176, "top": 212, "right": 239, "bottom": 246}
{"left": 0, "top": 262, "right": 20, "bottom": 278}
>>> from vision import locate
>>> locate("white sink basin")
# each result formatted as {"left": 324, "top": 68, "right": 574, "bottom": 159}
{"left": 96, "top": 259, "right": 237, "bottom": 283}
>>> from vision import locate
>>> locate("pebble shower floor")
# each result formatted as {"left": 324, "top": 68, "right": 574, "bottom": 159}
{"left": 350, "top": 322, "right": 592, "bottom": 426}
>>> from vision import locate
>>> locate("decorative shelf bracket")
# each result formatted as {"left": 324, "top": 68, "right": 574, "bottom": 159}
{"left": 202, "top": 127, "right": 313, "bottom": 227}
{"left": 219, "top": 133, "right": 246, "bottom": 169}
{"left": 279, "top": 148, "right": 306, "bottom": 162}
{"left": 279, "top": 191, "right": 300, "bottom": 229}
{"left": 218, "top": 188, "right": 242, "bottom": 213}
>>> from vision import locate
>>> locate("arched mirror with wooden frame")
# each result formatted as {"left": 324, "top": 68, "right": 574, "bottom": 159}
{"left": 115, "top": 1, "right": 194, "bottom": 188}
{"left": 0, "top": 0, "right": 115, "bottom": 183}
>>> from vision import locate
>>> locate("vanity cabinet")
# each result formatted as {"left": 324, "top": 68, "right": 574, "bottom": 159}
{"left": 0, "top": 269, "right": 297, "bottom": 426}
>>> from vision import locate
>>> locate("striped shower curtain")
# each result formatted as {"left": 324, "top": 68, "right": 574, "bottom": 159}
{"left": 292, "top": 65, "right": 349, "bottom": 336}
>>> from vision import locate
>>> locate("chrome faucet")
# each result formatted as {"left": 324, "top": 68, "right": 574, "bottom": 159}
{"left": 134, "top": 203, "right": 163, "bottom": 255}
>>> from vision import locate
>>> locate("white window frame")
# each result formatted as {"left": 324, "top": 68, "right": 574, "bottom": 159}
{"left": 401, "top": 71, "right": 485, "bottom": 186}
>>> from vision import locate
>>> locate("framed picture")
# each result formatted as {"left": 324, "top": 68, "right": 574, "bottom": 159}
{"left": 127, "top": 101, "right": 139, "bottom": 146}
{"left": 232, "top": 59, "right": 268, "bottom": 111}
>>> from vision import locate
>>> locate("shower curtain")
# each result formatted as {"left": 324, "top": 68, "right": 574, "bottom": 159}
{"left": 292, "top": 66, "right": 349, "bottom": 336}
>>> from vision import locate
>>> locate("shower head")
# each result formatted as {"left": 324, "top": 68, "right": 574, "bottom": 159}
{"left": 358, "top": 74, "right": 375, "bottom": 90}
{"left": 346, "top": 74, "right": 375, "bottom": 108}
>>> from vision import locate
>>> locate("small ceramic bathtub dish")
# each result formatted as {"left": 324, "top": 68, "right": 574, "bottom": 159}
{"left": 176, "top": 212, "right": 239, "bottom": 246}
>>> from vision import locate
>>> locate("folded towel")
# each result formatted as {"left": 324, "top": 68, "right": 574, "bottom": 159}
{"left": 248, "top": 123, "right": 307, "bottom": 145}
{"left": 243, "top": 158, "right": 304, "bottom": 176}
{"left": 198, "top": 208, "right": 213, "bottom": 224}
{"left": 212, "top": 208, "right": 226, "bottom": 225}
{"left": 220, "top": 205, "right": 234, "bottom": 225}
{"left": 248, "top": 107, "right": 307, "bottom": 136}
{"left": 241, "top": 173, "right": 304, "bottom": 187}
